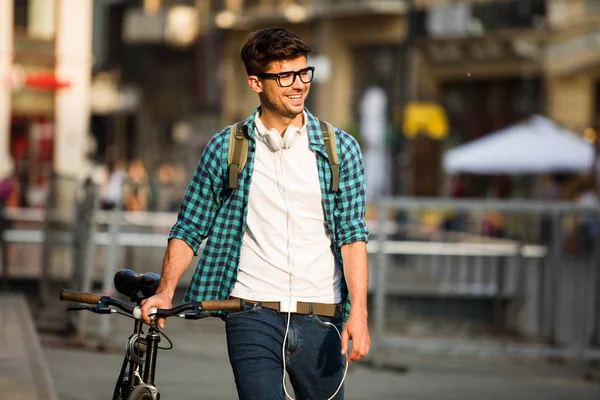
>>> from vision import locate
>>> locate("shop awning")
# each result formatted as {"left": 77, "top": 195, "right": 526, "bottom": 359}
{"left": 443, "top": 115, "right": 595, "bottom": 174}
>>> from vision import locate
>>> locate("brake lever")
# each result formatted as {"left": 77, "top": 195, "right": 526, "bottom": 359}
{"left": 183, "top": 312, "right": 210, "bottom": 320}
{"left": 184, "top": 301, "right": 207, "bottom": 320}
{"left": 66, "top": 305, "right": 114, "bottom": 314}
{"left": 66, "top": 305, "right": 93, "bottom": 312}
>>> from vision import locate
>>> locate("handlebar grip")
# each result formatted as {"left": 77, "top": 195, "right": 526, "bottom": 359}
{"left": 60, "top": 289, "right": 103, "bottom": 304}
{"left": 201, "top": 299, "right": 243, "bottom": 311}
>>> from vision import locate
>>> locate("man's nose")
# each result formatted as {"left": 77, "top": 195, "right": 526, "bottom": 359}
{"left": 291, "top": 73, "right": 305, "bottom": 89}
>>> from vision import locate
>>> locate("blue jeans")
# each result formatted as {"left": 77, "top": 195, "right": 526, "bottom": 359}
{"left": 225, "top": 303, "right": 345, "bottom": 400}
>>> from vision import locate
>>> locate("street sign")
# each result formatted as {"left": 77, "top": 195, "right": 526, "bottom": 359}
{"left": 400, "top": 102, "right": 449, "bottom": 140}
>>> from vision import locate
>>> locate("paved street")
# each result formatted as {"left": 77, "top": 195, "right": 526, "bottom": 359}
{"left": 0, "top": 294, "right": 58, "bottom": 400}
{"left": 40, "top": 313, "right": 600, "bottom": 400}
{"left": 2, "top": 291, "right": 599, "bottom": 400}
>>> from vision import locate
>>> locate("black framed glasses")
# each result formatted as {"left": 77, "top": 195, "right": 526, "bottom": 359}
{"left": 255, "top": 66, "right": 315, "bottom": 87}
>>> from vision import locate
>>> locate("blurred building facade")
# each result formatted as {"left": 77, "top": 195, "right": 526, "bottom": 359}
{"left": 90, "top": 0, "right": 221, "bottom": 179}
{"left": 89, "top": 0, "right": 406, "bottom": 190}
{"left": 209, "top": 0, "right": 600, "bottom": 197}
{"left": 3, "top": 0, "right": 600, "bottom": 207}
{"left": 1, "top": 0, "right": 93, "bottom": 207}
{"left": 411, "top": 0, "right": 600, "bottom": 196}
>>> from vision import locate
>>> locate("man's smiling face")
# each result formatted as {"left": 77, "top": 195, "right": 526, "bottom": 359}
{"left": 255, "top": 56, "right": 311, "bottom": 120}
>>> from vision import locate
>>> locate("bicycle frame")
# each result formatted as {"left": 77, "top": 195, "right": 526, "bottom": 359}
{"left": 114, "top": 316, "right": 163, "bottom": 400}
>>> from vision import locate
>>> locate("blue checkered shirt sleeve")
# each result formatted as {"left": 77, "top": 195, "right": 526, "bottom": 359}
{"left": 334, "top": 132, "right": 369, "bottom": 248}
{"left": 169, "top": 133, "right": 226, "bottom": 255}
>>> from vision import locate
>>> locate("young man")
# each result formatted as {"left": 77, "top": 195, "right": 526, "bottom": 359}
{"left": 141, "top": 27, "right": 370, "bottom": 400}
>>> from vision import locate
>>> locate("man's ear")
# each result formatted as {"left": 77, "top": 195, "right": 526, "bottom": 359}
{"left": 248, "top": 76, "right": 262, "bottom": 94}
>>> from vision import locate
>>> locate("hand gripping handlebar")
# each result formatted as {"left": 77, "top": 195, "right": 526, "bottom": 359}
{"left": 59, "top": 289, "right": 243, "bottom": 316}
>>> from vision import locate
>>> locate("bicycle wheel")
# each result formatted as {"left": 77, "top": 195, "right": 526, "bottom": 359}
{"left": 126, "top": 385, "right": 156, "bottom": 400}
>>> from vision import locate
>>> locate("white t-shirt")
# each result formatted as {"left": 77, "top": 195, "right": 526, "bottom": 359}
{"left": 230, "top": 114, "right": 341, "bottom": 303}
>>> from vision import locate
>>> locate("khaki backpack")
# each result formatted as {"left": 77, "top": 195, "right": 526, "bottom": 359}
{"left": 227, "top": 120, "right": 339, "bottom": 191}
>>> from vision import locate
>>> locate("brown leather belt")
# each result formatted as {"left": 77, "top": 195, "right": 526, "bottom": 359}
{"left": 230, "top": 297, "right": 340, "bottom": 318}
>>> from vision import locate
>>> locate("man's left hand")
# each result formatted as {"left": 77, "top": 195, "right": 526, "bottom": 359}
{"left": 340, "top": 314, "right": 370, "bottom": 361}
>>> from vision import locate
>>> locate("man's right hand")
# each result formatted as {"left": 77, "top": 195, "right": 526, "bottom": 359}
{"left": 140, "top": 292, "right": 173, "bottom": 329}
{"left": 140, "top": 238, "right": 193, "bottom": 328}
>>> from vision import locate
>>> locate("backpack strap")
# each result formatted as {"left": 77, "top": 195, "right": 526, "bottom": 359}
{"left": 227, "top": 122, "right": 248, "bottom": 189}
{"left": 319, "top": 120, "right": 339, "bottom": 192}
{"left": 227, "top": 119, "right": 339, "bottom": 192}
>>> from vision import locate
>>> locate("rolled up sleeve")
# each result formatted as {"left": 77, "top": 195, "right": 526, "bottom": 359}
{"left": 168, "top": 133, "right": 226, "bottom": 255}
{"left": 334, "top": 133, "right": 369, "bottom": 248}
{"left": 169, "top": 221, "right": 202, "bottom": 256}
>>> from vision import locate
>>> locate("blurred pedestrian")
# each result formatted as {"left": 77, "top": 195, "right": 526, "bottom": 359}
{"left": 535, "top": 174, "right": 561, "bottom": 201}
{"left": 88, "top": 159, "right": 109, "bottom": 195}
{"left": 124, "top": 158, "right": 149, "bottom": 211}
{"left": 442, "top": 175, "right": 468, "bottom": 232}
{"left": 360, "top": 85, "right": 390, "bottom": 204}
{"left": 102, "top": 159, "right": 127, "bottom": 210}
{"left": 155, "top": 162, "right": 177, "bottom": 212}
{"left": 170, "top": 162, "right": 187, "bottom": 212}
{"left": 482, "top": 175, "right": 511, "bottom": 238}
{"left": 140, "top": 27, "right": 370, "bottom": 400}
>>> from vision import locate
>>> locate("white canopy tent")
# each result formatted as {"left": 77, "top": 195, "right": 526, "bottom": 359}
{"left": 443, "top": 115, "right": 595, "bottom": 175}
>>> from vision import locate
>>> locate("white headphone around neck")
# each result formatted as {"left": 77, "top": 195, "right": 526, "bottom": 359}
{"left": 257, "top": 125, "right": 302, "bottom": 152}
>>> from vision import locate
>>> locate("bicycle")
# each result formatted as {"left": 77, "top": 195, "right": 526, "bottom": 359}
{"left": 59, "top": 268, "right": 242, "bottom": 400}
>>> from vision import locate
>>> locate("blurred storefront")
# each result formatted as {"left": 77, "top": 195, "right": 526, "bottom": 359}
{"left": 198, "top": 0, "right": 545, "bottom": 197}
{"left": 5, "top": 0, "right": 599, "bottom": 205}
{"left": 86, "top": 0, "right": 409, "bottom": 201}
{"left": 200, "top": 0, "right": 407, "bottom": 201}
{"left": 92, "top": 0, "right": 224, "bottom": 178}
{"left": 207, "top": 0, "right": 600, "bottom": 197}
{"left": 411, "top": 0, "right": 600, "bottom": 196}
{"left": 206, "top": 0, "right": 405, "bottom": 129}
{"left": 1, "top": 0, "right": 93, "bottom": 208}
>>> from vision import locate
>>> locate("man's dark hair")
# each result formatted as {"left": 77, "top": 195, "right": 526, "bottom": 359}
{"left": 240, "top": 27, "right": 312, "bottom": 75}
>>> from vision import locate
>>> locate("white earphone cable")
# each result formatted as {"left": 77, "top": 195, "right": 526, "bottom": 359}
{"left": 279, "top": 146, "right": 348, "bottom": 400}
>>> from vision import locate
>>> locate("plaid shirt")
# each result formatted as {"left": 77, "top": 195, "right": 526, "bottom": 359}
{"left": 169, "top": 107, "right": 368, "bottom": 320}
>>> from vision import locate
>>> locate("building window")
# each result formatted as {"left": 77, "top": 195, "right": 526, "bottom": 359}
{"left": 13, "top": 0, "right": 56, "bottom": 39}
{"left": 13, "top": 0, "right": 29, "bottom": 29}
{"left": 441, "top": 78, "right": 541, "bottom": 144}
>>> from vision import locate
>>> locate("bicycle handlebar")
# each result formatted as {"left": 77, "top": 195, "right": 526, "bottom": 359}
{"left": 60, "top": 289, "right": 103, "bottom": 304}
{"left": 59, "top": 289, "right": 243, "bottom": 318}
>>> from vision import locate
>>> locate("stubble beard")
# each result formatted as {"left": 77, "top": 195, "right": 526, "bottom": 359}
{"left": 261, "top": 92, "right": 305, "bottom": 120}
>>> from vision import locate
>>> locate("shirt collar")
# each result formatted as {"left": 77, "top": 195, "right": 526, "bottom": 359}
{"left": 254, "top": 109, "right": 308, "bottom": 137}
{"left": 242, "top": 107, "right": 325, "bottom": 150}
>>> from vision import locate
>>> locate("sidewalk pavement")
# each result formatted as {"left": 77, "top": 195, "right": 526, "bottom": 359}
{"left": 1, "top": 290, "right": 599, "bottom": 400}
{"left": 40, "top": 311, "right": 600, "bottom": 400}
{"left": 0, "top": 293, "right": 58, "bottom": 400}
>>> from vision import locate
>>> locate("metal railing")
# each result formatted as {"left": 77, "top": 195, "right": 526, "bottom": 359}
{"left": 371, "top": 197, "right": 600, "bottom": 363}
{"left": 2, "top": 181, "right": 600, "bottom": 360}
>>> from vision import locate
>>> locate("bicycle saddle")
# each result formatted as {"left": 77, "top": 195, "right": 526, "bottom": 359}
{"left": 114, "top": 269, "right": 161, "bottom": 299}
